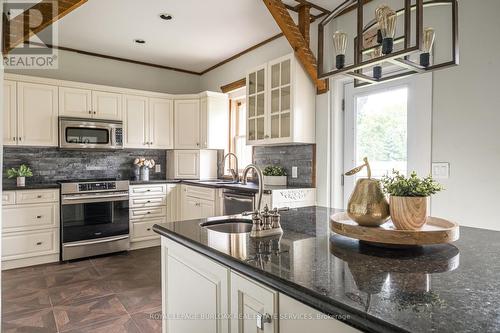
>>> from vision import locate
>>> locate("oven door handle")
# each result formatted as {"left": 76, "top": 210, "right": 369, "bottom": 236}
{"left": 62, "top": 193, "right": 129, "bottom": 205}
{"left": 63, "top": 235, "right": 129, "bottom": 247}
{"left": 225, "top": 195, "right": 254, "bottom": 203}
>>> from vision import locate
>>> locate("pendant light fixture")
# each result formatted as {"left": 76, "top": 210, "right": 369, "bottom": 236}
{"left": 375, "top": 5, "right": 397, "bottom": 54}
{"left": 333, "top": 31, "right": 348, "bottom": 69}
{"left": 420, "top": 27, "right": 436, "bottom": 67}
{"left": 372, "top": 46, "right": 383, "bottom": 79}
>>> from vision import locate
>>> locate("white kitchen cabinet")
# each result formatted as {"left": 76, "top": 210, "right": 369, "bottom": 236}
{"left": 92, "top": 90, "right": 122, "bottom": 120}
{"left": 180, "top": 185, "right": 217, "bottom": 220}
{"left": 2, "top": 189, "right": 60, "bottom": 269}
{"left": 246, "top": 53, "right": 315, "bottom": 145}
{"left": 162, "top": 238, "right": 230, "bottom": 333}
{"left": 3, "top": 80, "right": 18, "bottom": 146}
{"left": 124, "top": 95, "right": 173, "bottom": 149}
{"left": 17, "top": 82, "right": 58, "bottom": 146}
{"left": 59, "top": 87, "right": 93, "bottom": 118}
{"left": 230, "top": 272, "right": 278, "bottom": 333}
{"left": 279, "top": 294, "right": 361, "bottom": 333}
{"left": 123, "top": 94, "right": 148, "bottom": 148}
{"left": 174, "top": 99, "right": 201, "bottom": 149}
{"left": 149, "top": 97, "right": 174, "bottom": 149}
{"left": 167, "top": 184, "right": 180, "bottom": 222}
{"left": 167, "top": 150, "right": 200, "bottom": 179}
{"left": 60, "top": 87, "right": 122, "bottom": 120}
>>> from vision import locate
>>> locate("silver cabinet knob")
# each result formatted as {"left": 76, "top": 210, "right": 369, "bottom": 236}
{"left": 93, "top": 111, "right": 97, "bottom": 114}
{"left": 88, "top": 110, "right": 92, "bottom": 114}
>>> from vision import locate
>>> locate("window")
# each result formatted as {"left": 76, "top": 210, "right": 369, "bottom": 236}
{"left": 343, "top": 74, "right": 432, "bottom": 206}
{"left": 227, "top": 97, "right": 252, "bottom": 175}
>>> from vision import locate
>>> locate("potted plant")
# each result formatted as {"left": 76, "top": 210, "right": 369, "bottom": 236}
{"left": 263, "top": 166, "right": 287, "bottom": 186}
{"left": 381, "top": 170, "right": 443, "bottom": 230}
{"left": 7, "top": 164, "right": 33, "bottom": 187}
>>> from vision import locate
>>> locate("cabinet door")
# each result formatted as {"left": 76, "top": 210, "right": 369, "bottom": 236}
{"left": 199, "top": 198, "right": 216, "bottom": 218}
{"left": 123, "top": 95, "right": 148, "bottom": 148}
{"left": 200, "top": 95, "right": 229, "bottom": 149}
{"left": 174, "top": 99, "right": 200, "bottom": 149}
{"left": 59, "top": 87, "right": 93, "bottom": 118}
{"left": 92, "top": 91, "right": 122, "bottom": 120}
{"left": 174, "top": 150, "right": 199, "bottom": 179}
{"left": 231, "top": 272, "right": 278, "bottom": 333}
{"left": 3, "top": 80, "right": 17, "bottom": 146}
{"left": 246, "top": 65, "right": 267, "bottom": 144}
{"left": 163, "top": 239, "right": 229, "bottom": 333}
{"left": 181, "top": 195, "right": 201, "bottom": 220}
{"left": 149, "top": 97, "right": 174, "bottom": 149}
{"left": 17, "top": 82, "right": 58, "bottom": 146}
{"left": 167, "top": 184, "right": 179, "bottom": 222}
{"left": 268, "top": 56, "right": 292, "bottom": 141}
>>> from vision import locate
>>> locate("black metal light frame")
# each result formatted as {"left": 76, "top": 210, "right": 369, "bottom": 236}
{"left": 317, "top": 0, "right": 459, "bottom": 87}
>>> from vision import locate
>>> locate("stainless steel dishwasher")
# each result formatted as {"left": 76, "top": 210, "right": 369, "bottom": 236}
{"left": 222, "top": 189, "right": 255, "bottom": 215}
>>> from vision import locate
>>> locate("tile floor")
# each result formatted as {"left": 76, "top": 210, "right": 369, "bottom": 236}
{"left": 2, "top": 247, "right": 162, "bottom": 333}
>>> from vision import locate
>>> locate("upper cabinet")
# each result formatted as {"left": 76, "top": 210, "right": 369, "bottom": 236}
{"left": 3, "top": 80, "right": 17, "bottom": 146}
{"left": 174, "top": 92, "right": 229, "bottom": 150}
{"left": 246, "top": 53, "right": 315, "bottom": 145}
{"left": 59, "top": 87, "right": 122, "bottom": 120}
{"left": 123, "top": 95, "right": 174, "bottom": 150}
{"left": 12, "top": 82, "right": 58, "bottom": 147}
{"left": 174, "top": 99, "right": 201, "bottom": 149}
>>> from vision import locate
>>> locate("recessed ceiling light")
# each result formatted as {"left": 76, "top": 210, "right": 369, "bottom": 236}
{"left": 159, "top": 13, "right": 173, "bottom": 21}
{"left": 134, "top": 39, "right": 146, "bottom": 44}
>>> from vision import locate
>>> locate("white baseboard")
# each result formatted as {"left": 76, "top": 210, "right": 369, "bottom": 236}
{"left": 130, "top": 237, "right": 161, "bottom": 250}
{"left": 2, "top": 254, "right": 59, "bottom": 270}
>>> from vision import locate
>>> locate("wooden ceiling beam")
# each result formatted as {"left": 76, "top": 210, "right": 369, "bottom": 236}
{"left": 262, "top": 0, "right": 328, "bottom": 93}
{"left": 298, "top": 4, "right": 311, "bottom": 45}
{"left": 3, "top": 0, "right": 87, "bottom": 54}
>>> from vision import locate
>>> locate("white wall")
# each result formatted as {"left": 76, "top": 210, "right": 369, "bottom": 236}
{"left": 430, "top": 0, "right": 500, "bottom": 231}
{"left": 5, "top": 49, "right": 201, "bottom": 94}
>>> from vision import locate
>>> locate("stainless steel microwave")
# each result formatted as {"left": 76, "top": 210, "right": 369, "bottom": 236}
{"left": 59, "top": 117, "right": 123, "bottom": 149}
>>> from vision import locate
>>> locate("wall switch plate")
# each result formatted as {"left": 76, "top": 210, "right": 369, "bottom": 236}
{"left": 155, "top": 164, "right": 161, "bottom": 173}
{"left": 292, "top": 166, "right": 298, "bottom": 178}
{"left": 432, "top": 162, "right": 449, "bottom": 179}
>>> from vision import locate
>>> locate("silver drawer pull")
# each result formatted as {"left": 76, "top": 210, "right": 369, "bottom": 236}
{"left": 36, "top": 215, "right": 42, "bottom": 219}
{"left": 147, "top": 200, "right": 151, "bottom": 203}
{"left": 36, "top": 242, "right": 43, "bottom": 245}
{"left": 147, "top": 228, "right": 151, "bottom": 231}
{"left": 146, "top": 211, "right": 151, "bottom": 214}
{"left": 37, "top": 195, "right": 43, "bottom": 198}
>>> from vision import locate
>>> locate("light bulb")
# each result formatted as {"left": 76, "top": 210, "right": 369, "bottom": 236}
{"left": 333, "top": 31, "right": 348, "bottom": 69}
{"left": 372, "top": 46, "right": 383, "bottom": 80}
{"left": 375, "top": 5, "right": 397, "bottom": 54}
{"left": 420, "top": 27, "right": 435, "bottom": 67}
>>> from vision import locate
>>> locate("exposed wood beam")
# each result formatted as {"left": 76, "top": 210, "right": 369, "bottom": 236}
{"left": 298, "top": 4, "right": 311, "bottom": 45}
{"left": 221, "top": 78, "right": 246, "bottom": 93}
{"left": 262, "top": 0, "right": 328, "bottom": 93}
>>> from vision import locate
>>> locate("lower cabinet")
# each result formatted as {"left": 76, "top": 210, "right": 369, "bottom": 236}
{"left": 231, "top": 272, "right": 278, "bottom": 333}
{"left": 2, "top": 189, "right": 60, "bottom": 270}
{"left": 161, "top": 238, "right": 361, "bottom": 333}
{"left": 162, "top": 238, "right": 230, "bottom": 333}
{"left": 180, "top": 185, "right": 217, "bottom": 220}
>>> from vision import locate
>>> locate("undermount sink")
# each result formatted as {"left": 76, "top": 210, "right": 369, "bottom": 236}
{"left": 197, "top": 180, "right": 239, "bottom": 185}
{"left": 201, "top": 219, "right": 252, "bottom": 234}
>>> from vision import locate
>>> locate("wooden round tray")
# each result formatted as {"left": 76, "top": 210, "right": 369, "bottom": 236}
{"left": 330, "top": 212, "right": 459, "bottom": 246}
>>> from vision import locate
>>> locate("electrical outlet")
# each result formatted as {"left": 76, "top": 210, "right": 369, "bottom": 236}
{"left": 155, "top": 164, "right": 161, "bottom": 173}
{"left": 432, "top": 162, "right": 449, "bottom": 179}
{"left": 292, "top": 166, "right": 298, "bottom": 178}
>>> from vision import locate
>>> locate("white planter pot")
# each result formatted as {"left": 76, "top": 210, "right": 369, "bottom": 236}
{"left": 17, "top": 177, "right": 26, "bottom": 187}
{"left": 263, "top": 176, "right": 287, "bottom": 186}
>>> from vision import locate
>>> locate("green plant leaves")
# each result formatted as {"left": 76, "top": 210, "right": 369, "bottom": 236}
{"left": 7, "top": 164, "right": 33, "bottom": 178}
{"left": 381, "top": 170, "right": 443, "bottom": 197}
{"left": 263, "top": 166, "right": 287, "bottom": 176}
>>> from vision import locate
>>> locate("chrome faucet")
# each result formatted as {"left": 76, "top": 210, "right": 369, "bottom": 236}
{"left": 221, "top": 153, "right": 239, "bottom": 182}
{"left": 241, "top": 164, "right": 263, "bottom": 211}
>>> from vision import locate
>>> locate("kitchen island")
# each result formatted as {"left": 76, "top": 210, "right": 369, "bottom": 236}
{"left": 153, "top": 206, "right": 500, "bottom": 333}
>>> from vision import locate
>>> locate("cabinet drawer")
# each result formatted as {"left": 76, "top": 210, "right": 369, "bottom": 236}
{"left": 2, "top": 191, "right": 15, "bottom": 206}
{"left": 183, "top": 185, "right": 215, "bottom": 200}
{"left": 131, "top": 219, "right": 163, "bottom": 241}
{"left": 129, "top": 195, "right": 166, "bottom": 209}
{"left": 2, "top": 229, "right": 58, "bottom": 260}
{"left": 130, "top": 206, "right": 167, "bottom": 220}
{"left": 16, "top": 189, "right": 59, "bottom": 204}
{"left": 129, "top": 184, "right": 167, "bottom": 197}
{"left": 2, "top": 203, "right": 59, "bottom": 232}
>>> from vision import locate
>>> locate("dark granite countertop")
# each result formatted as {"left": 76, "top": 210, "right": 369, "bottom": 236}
{"left": 153, "top": 206, "right": 500, "bottom": 333}
{"left": 181, "top": 179, "right": 314, "bottom": 193}
{"left": 2, "top": 183, "right": 60, "bottom": 191}
{"left": 130, "top": 179, "right": 181, "bottom": 185}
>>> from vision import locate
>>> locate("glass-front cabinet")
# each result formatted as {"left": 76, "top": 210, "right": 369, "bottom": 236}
{"left": 246, "top": 53, "right": 315, "bottom": 146}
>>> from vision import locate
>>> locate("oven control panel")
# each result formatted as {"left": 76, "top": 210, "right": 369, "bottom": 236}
{"left": 78, "top": 182, "right": 117, "bottom": 192}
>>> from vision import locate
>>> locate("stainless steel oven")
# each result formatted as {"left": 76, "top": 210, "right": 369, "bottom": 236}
{"left": 61, "top": 180, "right": 130, "bottom": 260}
{"left": 59, "top": 117, "right": 123, "bottom": 149}
{"left": 222, "top": 189, "right": 255, "bottom": 215}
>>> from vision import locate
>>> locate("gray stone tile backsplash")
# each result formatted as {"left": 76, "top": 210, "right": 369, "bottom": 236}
{"left": 253, "top": 144, "right": 315, "bottom": 187}
{"left": 2, "top": 147, "right": 166, "bottom": 185}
